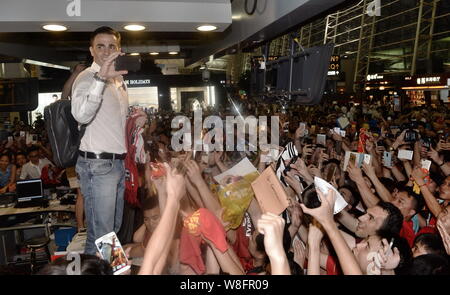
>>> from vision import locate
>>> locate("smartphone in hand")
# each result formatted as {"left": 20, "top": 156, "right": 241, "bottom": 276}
{"left": 115, "top": 55, "right": 141, "bottom": 72}
{"left": 95, "top": 232, "right": 130, "bottom": 275}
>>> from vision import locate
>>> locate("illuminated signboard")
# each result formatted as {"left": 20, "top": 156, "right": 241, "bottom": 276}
{"left": 125, "top": 79, "right": 151, "bottom": 87}
{"left": 366, "top": 74, "right": 384, "bottom": 81}
{"left": 328, "top": 55, "right": 340, "bottom": 76}
{"left": 417, "top": 76, "right": 440, "bottom": 85}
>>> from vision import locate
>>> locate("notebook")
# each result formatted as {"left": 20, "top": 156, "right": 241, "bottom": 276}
{"left": 251, "top": 166, "right": 290, "bottom": 215}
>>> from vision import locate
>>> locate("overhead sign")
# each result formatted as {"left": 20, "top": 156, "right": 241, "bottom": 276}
{"left": 328, "top": 55, "right": 340, "bottom": 76}
{"left": 366, "top": 74, "right": 384, "bottom": 81}
{"left": 125, "top": 79, "right": 151, "bottom": 87}
{"left": 417, "top": 76, "right": 440, "bottom": 85}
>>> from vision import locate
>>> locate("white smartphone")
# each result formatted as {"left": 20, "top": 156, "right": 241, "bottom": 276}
{"left": 398, "top": 149, "right": 413, "bottom": 161}
{"left": 383, "top": 151, "right": 393, "bottom": 168}
{"left": 95, "top": 232, "right": 130, "bottom": 275}
{"left": 317, "top": 134, "right": 326, "bottom": 146}
{"left": 25, "top": 132, "right": 33, "bottom": 145}
{"left": 421, "top": 160, "right": 432, "bottom": 172}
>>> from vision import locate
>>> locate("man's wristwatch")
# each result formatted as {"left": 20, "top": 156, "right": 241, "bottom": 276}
{"left": 93, "top": 72, "right": 107, "bottom": 83}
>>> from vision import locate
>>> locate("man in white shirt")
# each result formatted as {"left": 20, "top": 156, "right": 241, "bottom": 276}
{"left": 71, "top": 26, "right": 129, "bottom": 255}
{"left": 20, "top": 146, "right": 52, "bottom": 180}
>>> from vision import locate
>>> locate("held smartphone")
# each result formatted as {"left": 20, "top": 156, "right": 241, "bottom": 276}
{"left": 115, "top": 55, "right": 141, "bottom": 72}
{"left": 326, "top": 165, "right": 337, "bottom": 182}
{"left": 95, "top": 232, "right": 130, "bottom": 275}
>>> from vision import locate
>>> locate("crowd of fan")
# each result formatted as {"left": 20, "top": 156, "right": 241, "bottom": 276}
{"left": 1, "top": 98, "right": 450, "bottom": 275}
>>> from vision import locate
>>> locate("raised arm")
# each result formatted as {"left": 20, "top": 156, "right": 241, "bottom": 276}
{"left": 411, "top": 167, "right": 442, "bottom": 218}
{"left": 429, "top": 146, "right": 450, "bottom": 176}
{"left": 307, "top": 223, "right": 324, "bottom": 275}
{"left": 139, "top": 164, "right": 185, "bottom": 275}
{"left": 300, "top": 189, "right": 363, "bottom": 275}
{"left": 185, "top": 177, "right": 205, "bottom": 209}
{"left": 71, "top": 52, "right": 127, "bottom": 124}
{"left": 185, "top": 160, "right": 222, "bottom": 219}
{"left": 336, "top": 209, "right": 359, "bottom": 234}
{"left": 257, "top": 213, "right": 291, "bottom": 275}
{"left": 347, "top": 162, "right": 380, "bottom": 208}
{"left": 362, "top": 162, "right": 393, "bottom": 202}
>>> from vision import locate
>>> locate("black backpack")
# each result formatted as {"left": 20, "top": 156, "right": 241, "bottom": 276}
{"left": 44, "top": 99, "right": 85, "bottom": 168}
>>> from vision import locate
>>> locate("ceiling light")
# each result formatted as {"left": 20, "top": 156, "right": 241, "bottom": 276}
{"left": 129, "top": 53, "right": 140, "bottom": 56}
{"left": 124, "top": 24, "right": 146, "bottom": 31}
{"left": 196, "top": 25, "right": 217, "bottom": 32}
{"left": 42, "top": 24, "right": 67, "bottom": 32}
{"left": 169, "top": 51, "right": 178, "bottom": 55}
{"left": 150, "top": 52, "right": 159, "bottom": 56}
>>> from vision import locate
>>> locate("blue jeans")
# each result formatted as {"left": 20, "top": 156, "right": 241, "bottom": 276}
{"left": 76, "top": 156, "right": 125, "bottom": 255}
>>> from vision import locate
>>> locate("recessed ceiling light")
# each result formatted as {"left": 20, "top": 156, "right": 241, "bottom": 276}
{"left": 124, "top": 24, "right": 146, "bottom": 31}
{"left": 129, "top": 53, "right": 140, "bottom": 56}
{"left": 42, "top": 24, "right": 67, "bottom": 32}
{"left": 197, "top": 25, "right": 217, "bottom": 32}
{"left": 169, "top": 51, "right": 178, "bottom": 55}
{"left": 150, "top": 52, "right": 159, "bottom": 56}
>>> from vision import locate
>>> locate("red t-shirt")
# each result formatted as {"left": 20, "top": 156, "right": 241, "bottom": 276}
{"left": 179, "top": 208, "right": 228, "bottom": 274}
{"left": 232, "top": 225, "right": 254, "bottom": 272}
{"left": 400, "top": 220, "right": 415, "bottom": 248}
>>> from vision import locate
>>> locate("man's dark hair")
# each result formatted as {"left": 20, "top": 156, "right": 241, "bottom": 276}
{"left": 15, "top": 151, "right": 27, "bottom": 158}
{"left": 401, "top": 187, "right": 425, "bottom": 215}
{"left": 90, "top": 26, "right": 121, "bottom": 46}
{"left": 407, "top": 254, "right": 450, "bottom": 275}
{"left": 142, "top": 196, "right": 159, "bottom": 211}
{"left": 27, "top": 145, "right": 40, "bottom": 155}
{"left": 37, "top": 254, "right": 113, "bottom": 275}
{"left": 376, "top": 201, "right": 403, "bottom": 239}
{"left": 338, "top": 185, "right": 360, "bottom": 208}
{"left": 0, "top": 152, "right": 12, "bottom": 162}
{"left": 379, "top": 177, "right": 396, "bottom": 192}
{"left": 391, "top": 236, "right": 413, "bottom": 275}
{"left": 414, "top": 233, "right": 446, "bottom": 257}
{"left": 429, "top": 170, "right": 444, "bottom": 186}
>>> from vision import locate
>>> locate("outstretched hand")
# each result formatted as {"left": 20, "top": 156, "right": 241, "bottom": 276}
{"left": 257, "top": 213, "right": 286, "bottom": 258}
{"left": 377, "top": 238, "right": 400, "bottom": 270}
{"left": 97, "top": 52, "right": 128, "bottom": 79}
{"left": 164, "top": 163, "right": 186, "bottom": 202}
{"left": 300, "top": 188, "right": 336, "bottom": 227}
{"left": 184, "top": 160, "right": 204, "bottom": 185}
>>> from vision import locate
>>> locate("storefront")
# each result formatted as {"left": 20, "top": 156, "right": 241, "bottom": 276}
{"left": 124, "top": 78, "right": 159, "bottom": 109}
{"left": 402, "top": 74, "right": 450, "bottom": 106}
{"left": 363, "top": 74, "right": 402, "bottom": 109}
